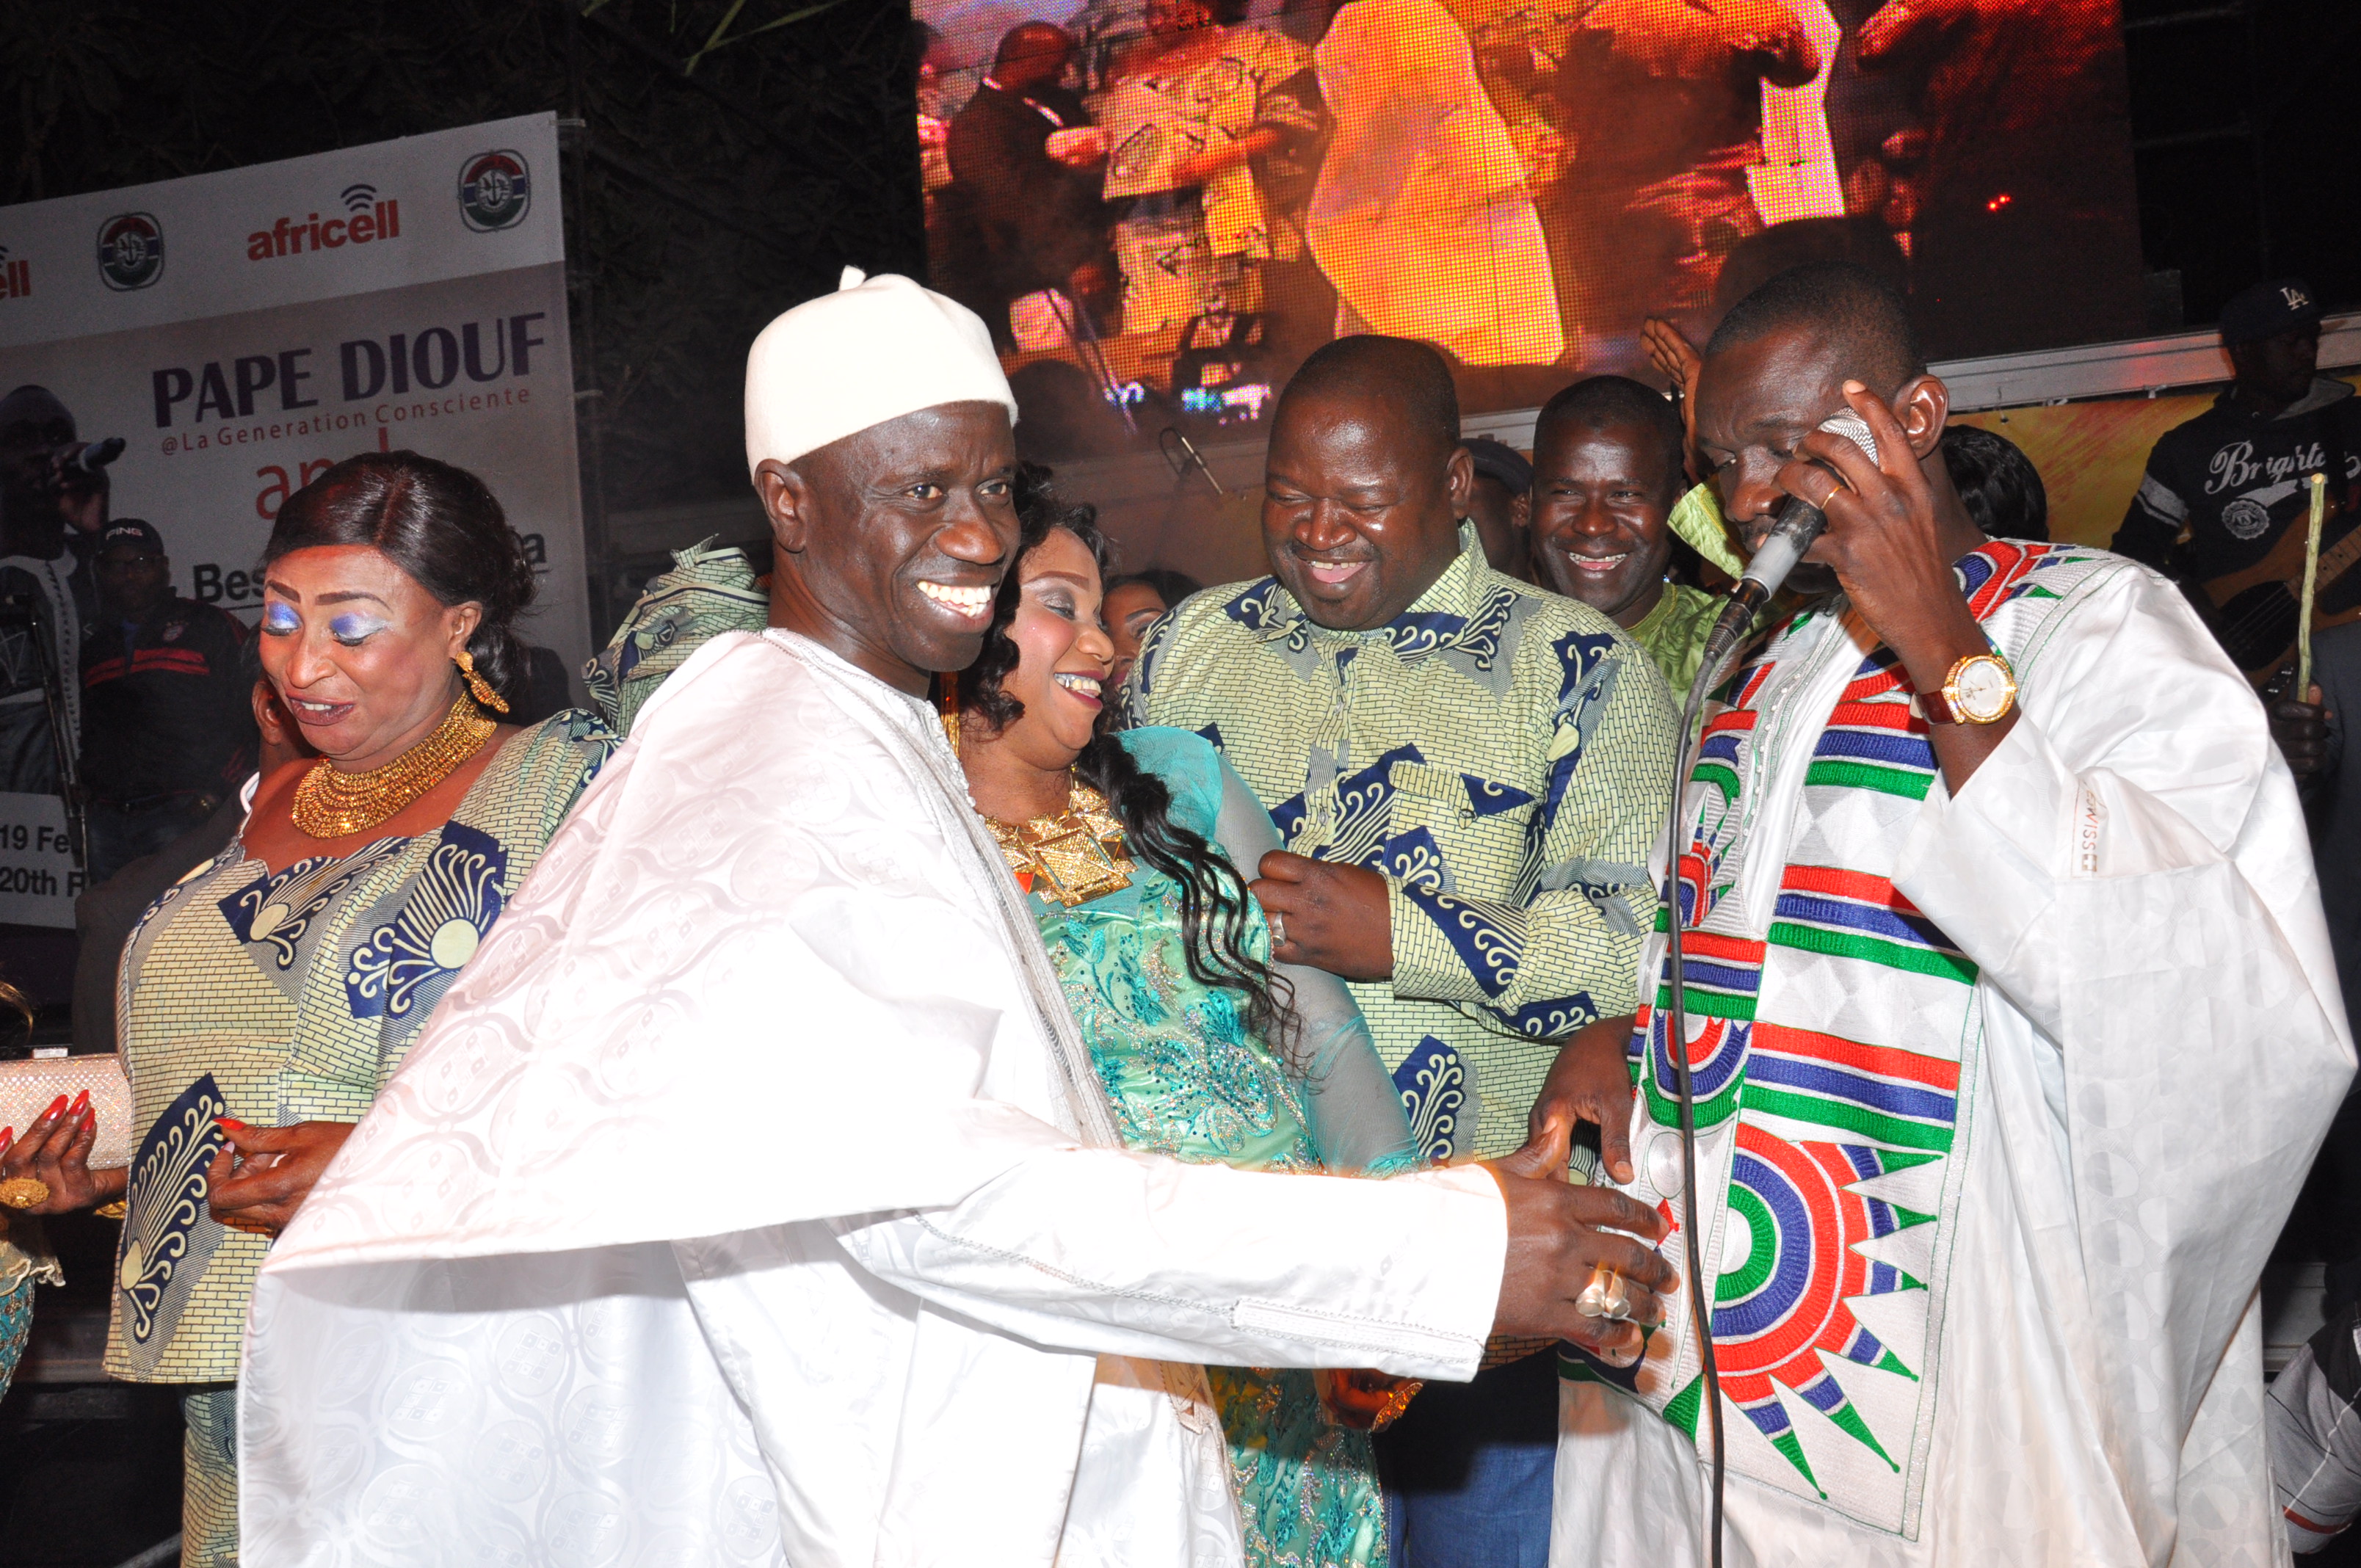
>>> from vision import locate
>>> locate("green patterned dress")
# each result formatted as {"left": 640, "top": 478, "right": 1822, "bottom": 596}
{"left": 107, "top": 710, "right": 614, "bottom": 1567}
{"left": 1037, "top": 725, "right": 1416, "bottom": 1568}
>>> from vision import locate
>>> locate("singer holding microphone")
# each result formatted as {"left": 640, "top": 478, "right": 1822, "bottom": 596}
{"left": 1530, "top": 262, "right": 2352, "bottom": 1567}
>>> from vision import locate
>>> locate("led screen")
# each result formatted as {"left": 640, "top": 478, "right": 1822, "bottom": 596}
{"left": 917, "top": 0, "right": 2146, "bottom": 456}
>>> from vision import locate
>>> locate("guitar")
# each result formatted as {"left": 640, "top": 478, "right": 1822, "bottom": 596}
{"left": 2198, "top": 490, "right": 2361, "bottom": 686}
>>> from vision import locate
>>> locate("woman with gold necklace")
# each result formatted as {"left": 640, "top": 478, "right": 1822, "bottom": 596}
{"left": 0, "top": 451, "right": 612, "bottom": 1566}
{"left": 953, "top": 493, "right": 1418, "bottom": 1568}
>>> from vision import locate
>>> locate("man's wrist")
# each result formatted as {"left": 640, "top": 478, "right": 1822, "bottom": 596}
{"left": 1890, "top": 601, "right": 1991, "bottom": 702}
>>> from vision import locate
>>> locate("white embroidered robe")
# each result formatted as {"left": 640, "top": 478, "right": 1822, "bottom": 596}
{"left": 237, "top": 630, "right": 1508, "bottom": 1568}
{"left": 1553, "top": 542, "right": 2354, "bottom": 1567}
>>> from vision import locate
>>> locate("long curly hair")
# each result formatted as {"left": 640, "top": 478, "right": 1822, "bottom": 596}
{"left": 961, "top": 467, "right": 1296, "bottom": 1060}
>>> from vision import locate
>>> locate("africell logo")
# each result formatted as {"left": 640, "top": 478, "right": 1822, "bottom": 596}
{"left": 245, "top": 184, "right": 400, "bottom": 262}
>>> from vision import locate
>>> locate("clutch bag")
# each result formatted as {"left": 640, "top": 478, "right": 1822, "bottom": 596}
{"left": 0, "top": 1054, "right": 133, "bottom": 1169}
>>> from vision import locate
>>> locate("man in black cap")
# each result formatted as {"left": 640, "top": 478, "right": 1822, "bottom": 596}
{"left": 76, "top": 518, "right": 255, "bottom": 882}
{"left": 0, "top": 384, "right": 106, "bottom": 794}
{"left": 943, "top": 22, "right": 1118, "bottom": 345}
{"left": 1462, "top": 435, "right": 1534, "bottom": 581}
{"left": 2113, "top": 278, "right": 2359, "bottom": 605}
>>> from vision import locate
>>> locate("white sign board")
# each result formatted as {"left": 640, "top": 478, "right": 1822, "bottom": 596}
{"left": 0, "top": 113, "right": 584, "bottom": 927}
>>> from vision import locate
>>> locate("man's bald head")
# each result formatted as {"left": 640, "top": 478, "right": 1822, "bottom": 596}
{"left": 1274, "top": 335, "right": 1461, "bottom": 467}
{"left": 995, "top": 22, "right": 1075, "bottom": 86}
{"left": 1705, "top": 261, "right": 1925, "bottom": 402}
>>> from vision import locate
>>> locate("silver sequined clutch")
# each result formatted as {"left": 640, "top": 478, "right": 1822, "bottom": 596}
{"left": 0, "top": 1055, "right": 133, "bottom": 1169}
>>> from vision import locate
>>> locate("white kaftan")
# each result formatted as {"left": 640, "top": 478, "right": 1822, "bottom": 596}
{"left": 1553, "top": 542, "right": 2352, "bottom": 1567}
{"left": 1305, "top": 0, "right": 1565, "bottom": 367}
{"left": 239, "top": 631, "right": 1509, "bottom": 1568}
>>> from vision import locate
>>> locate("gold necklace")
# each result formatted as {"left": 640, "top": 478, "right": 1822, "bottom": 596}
{"left": 290, "top": 692, "right": 498, "bottom": 839}
{"left": 984, "top": 774, "right": 1134, "bottom": 907}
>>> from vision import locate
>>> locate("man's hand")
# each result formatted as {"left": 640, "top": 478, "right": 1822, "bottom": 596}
{"left": 1642, "top": 318, "right": 1702, "bottom": 454}
{"left": 1528, "top": 1014, "right": 1639, "bottom": 1186}
{"left": 2271, "top": 686, "right": 2330, "bottom": 778}
{"left": 1484, "top": 1135, "right": 1675, "bottom": 1365}
{"left": 206, "top": 1119, "right": 354, "bottom": 1238}
{"left": 1250, "top": 851, "right": 1393, "bottom": 981}
{"left": 1777, "top": 380, "right": 2012, "bottom": 790}
{"left": 48, "top": 444, "right": 107, "bottom": 535}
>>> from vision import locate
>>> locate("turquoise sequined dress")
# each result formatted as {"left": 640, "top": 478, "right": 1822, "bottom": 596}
{"left": 1025, "top": 726, "right": 1416, "bottom": 1568}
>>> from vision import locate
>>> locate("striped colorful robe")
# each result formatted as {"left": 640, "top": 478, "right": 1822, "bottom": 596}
{"left": 1556, "top": 540, "right": 2352, "bottom": 1566}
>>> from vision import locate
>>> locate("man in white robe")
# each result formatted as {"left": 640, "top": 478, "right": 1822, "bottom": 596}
{"left": 1526, "top": 261, "right": 2354, "bottom": 1567}
{"left": 1306, "top": 0, "right": 1566, "bottom": 368}
{"left": 236, "top": 268, "right": 1678, "bottom": 1567}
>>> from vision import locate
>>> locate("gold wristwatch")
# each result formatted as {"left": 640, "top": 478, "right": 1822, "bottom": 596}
{"left": 1918, "top": 650, "right": 2017, "bottom": 725}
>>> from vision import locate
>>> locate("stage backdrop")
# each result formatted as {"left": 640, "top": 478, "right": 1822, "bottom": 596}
{"left": 0, "top": 112, "right": 584, "bottom": 927}
{"left": 918, "top": 0, "right": 2147, "bottom": 460}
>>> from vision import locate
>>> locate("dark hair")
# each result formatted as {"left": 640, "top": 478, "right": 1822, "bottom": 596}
{"left": 1106, "top": 567, "right": 1205, "bottom": 610}
{"left": 1534, "top": 374, "right": 1688, "bottom": 499}
{"left": 264, "top": 451, "right": 538, "bottom": 705}
{"left": 1705, "top": 260, "right": 1927, "bottom": 399}
{"left": 962, "top": 468, "right": 1295, "bottom": 1058}
{"left": 1940, "top": 425, "right": 2049, "bottom": 542}
{"left": 1277, "top": 335, "right": 1461, "bottom": 463}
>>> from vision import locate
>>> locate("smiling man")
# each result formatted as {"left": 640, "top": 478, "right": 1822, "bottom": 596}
{"left": 238, "top": 273, "right": 1683, "bottom": 1568}
{"left": 1528, "top": 377, "right": 1720, "bottom": 697}
{"left": 1125, "top": 334, "right": 1678, "bottom": 1567}
{"left": 1539, "top": 261, "right": 2352, "bottom": 1565}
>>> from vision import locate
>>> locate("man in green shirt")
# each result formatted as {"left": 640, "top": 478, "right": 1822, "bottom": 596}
{"left": 1528, "top": 375, "right": 1722, "bottom": 702}
{"left": 1121, "top": 335, "right": 1678, "bottom": 1567}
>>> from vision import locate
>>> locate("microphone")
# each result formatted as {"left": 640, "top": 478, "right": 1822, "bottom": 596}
{"left": 65, "top": 438, "right": 125, "bottom": 476}
{"left": 1158, "top": 427, "right": 1225, "bottom": 496}
{"left": 1693, "top": 408, "right": 1880, "bottom": 675}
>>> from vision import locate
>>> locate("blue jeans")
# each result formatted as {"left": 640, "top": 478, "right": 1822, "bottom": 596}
{"left": 1377, "top": 1349, "right": 1558, "bottom": 1568}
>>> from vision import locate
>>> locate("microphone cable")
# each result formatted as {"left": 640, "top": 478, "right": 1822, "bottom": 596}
{"left": 1661, "top": 639, "right": 1733, "bottom": 1568}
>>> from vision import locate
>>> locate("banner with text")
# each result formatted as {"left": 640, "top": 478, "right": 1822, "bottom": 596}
{"left": 0, "top": 113, "right": 581, "bottom": 926}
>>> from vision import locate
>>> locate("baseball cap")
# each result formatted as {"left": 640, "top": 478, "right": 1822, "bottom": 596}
{"left": 2219, "top": 278, "right": 2322, "bottom": 347}
{"left": 1462, "top": 435, "right": 1532, "bottom": 493}
{"left": 98, "top": 518, "right": 164, "bottom": 556}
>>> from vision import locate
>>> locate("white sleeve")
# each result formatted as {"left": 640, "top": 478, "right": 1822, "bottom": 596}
{"left": 1894, "top": 562, "right": 2353, "bottom": 1494}
{"left": 833, "top": 1151, "right": 1504, "bottom": 1380}
{"left": 1895, "top": 563, "right": 2347, "bottom": 1048}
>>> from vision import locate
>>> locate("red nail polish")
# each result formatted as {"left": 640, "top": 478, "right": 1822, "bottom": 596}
{"left": 43, "top": 1096, "right": 64, "bottom": 1117}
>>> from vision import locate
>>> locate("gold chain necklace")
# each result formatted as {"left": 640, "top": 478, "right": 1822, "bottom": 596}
{"left": 984, "top": 774, "right": 1134, "bottom": 907}
{"left": 290, "top": 692, "right": 498, "bottom": 839}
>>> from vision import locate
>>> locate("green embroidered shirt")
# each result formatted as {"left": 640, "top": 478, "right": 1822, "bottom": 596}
{"left": 1627, "top": 581, "right": 1723, "bottom": 707}
{"left": 1123, "top": 524, "right": 1679, "bottom": 1158}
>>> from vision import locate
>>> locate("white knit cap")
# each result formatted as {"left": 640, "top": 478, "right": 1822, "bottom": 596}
{"left": 744, "top": 266, "right": 1019, "bottom": 478}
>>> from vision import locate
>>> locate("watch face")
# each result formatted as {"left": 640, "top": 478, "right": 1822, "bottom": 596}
{"left": 1951, "top": 656, "right": 2014, "bottom": 722}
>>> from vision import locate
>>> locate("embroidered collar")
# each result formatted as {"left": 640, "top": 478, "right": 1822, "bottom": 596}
{"left": 1233, "top": 523, "right": 1515, "bottom": 663}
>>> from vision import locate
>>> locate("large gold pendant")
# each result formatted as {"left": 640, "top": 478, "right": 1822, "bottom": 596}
{"left": 290, "top": 693, "right": 498, "bottom": 839}
{"left": 986, "top": 779, "right": 1134, "bottom": 907}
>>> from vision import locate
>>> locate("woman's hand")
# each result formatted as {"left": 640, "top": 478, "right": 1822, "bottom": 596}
{"left": 1316, "top": 1368, "right": 1423, "bottom": 1431}
{"left": 0, "top": 1093, "right": 126, "bottom": 1213}
{"left": 206, "top": 1119, "right": 355, "bottom": 1238}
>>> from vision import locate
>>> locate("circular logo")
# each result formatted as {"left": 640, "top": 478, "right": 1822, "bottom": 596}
{"left": 96, "top": 212, "right": 164, "bottom": 291}
{"left": 457, "top": 150, "right": 532, "bottom": 232}
{"left": 2222, "top": 496, "right": 2274, "bottom": 540}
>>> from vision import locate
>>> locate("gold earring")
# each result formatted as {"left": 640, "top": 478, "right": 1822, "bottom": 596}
{"left": 455, "top": 648, "right": 510, "bottom": 714}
